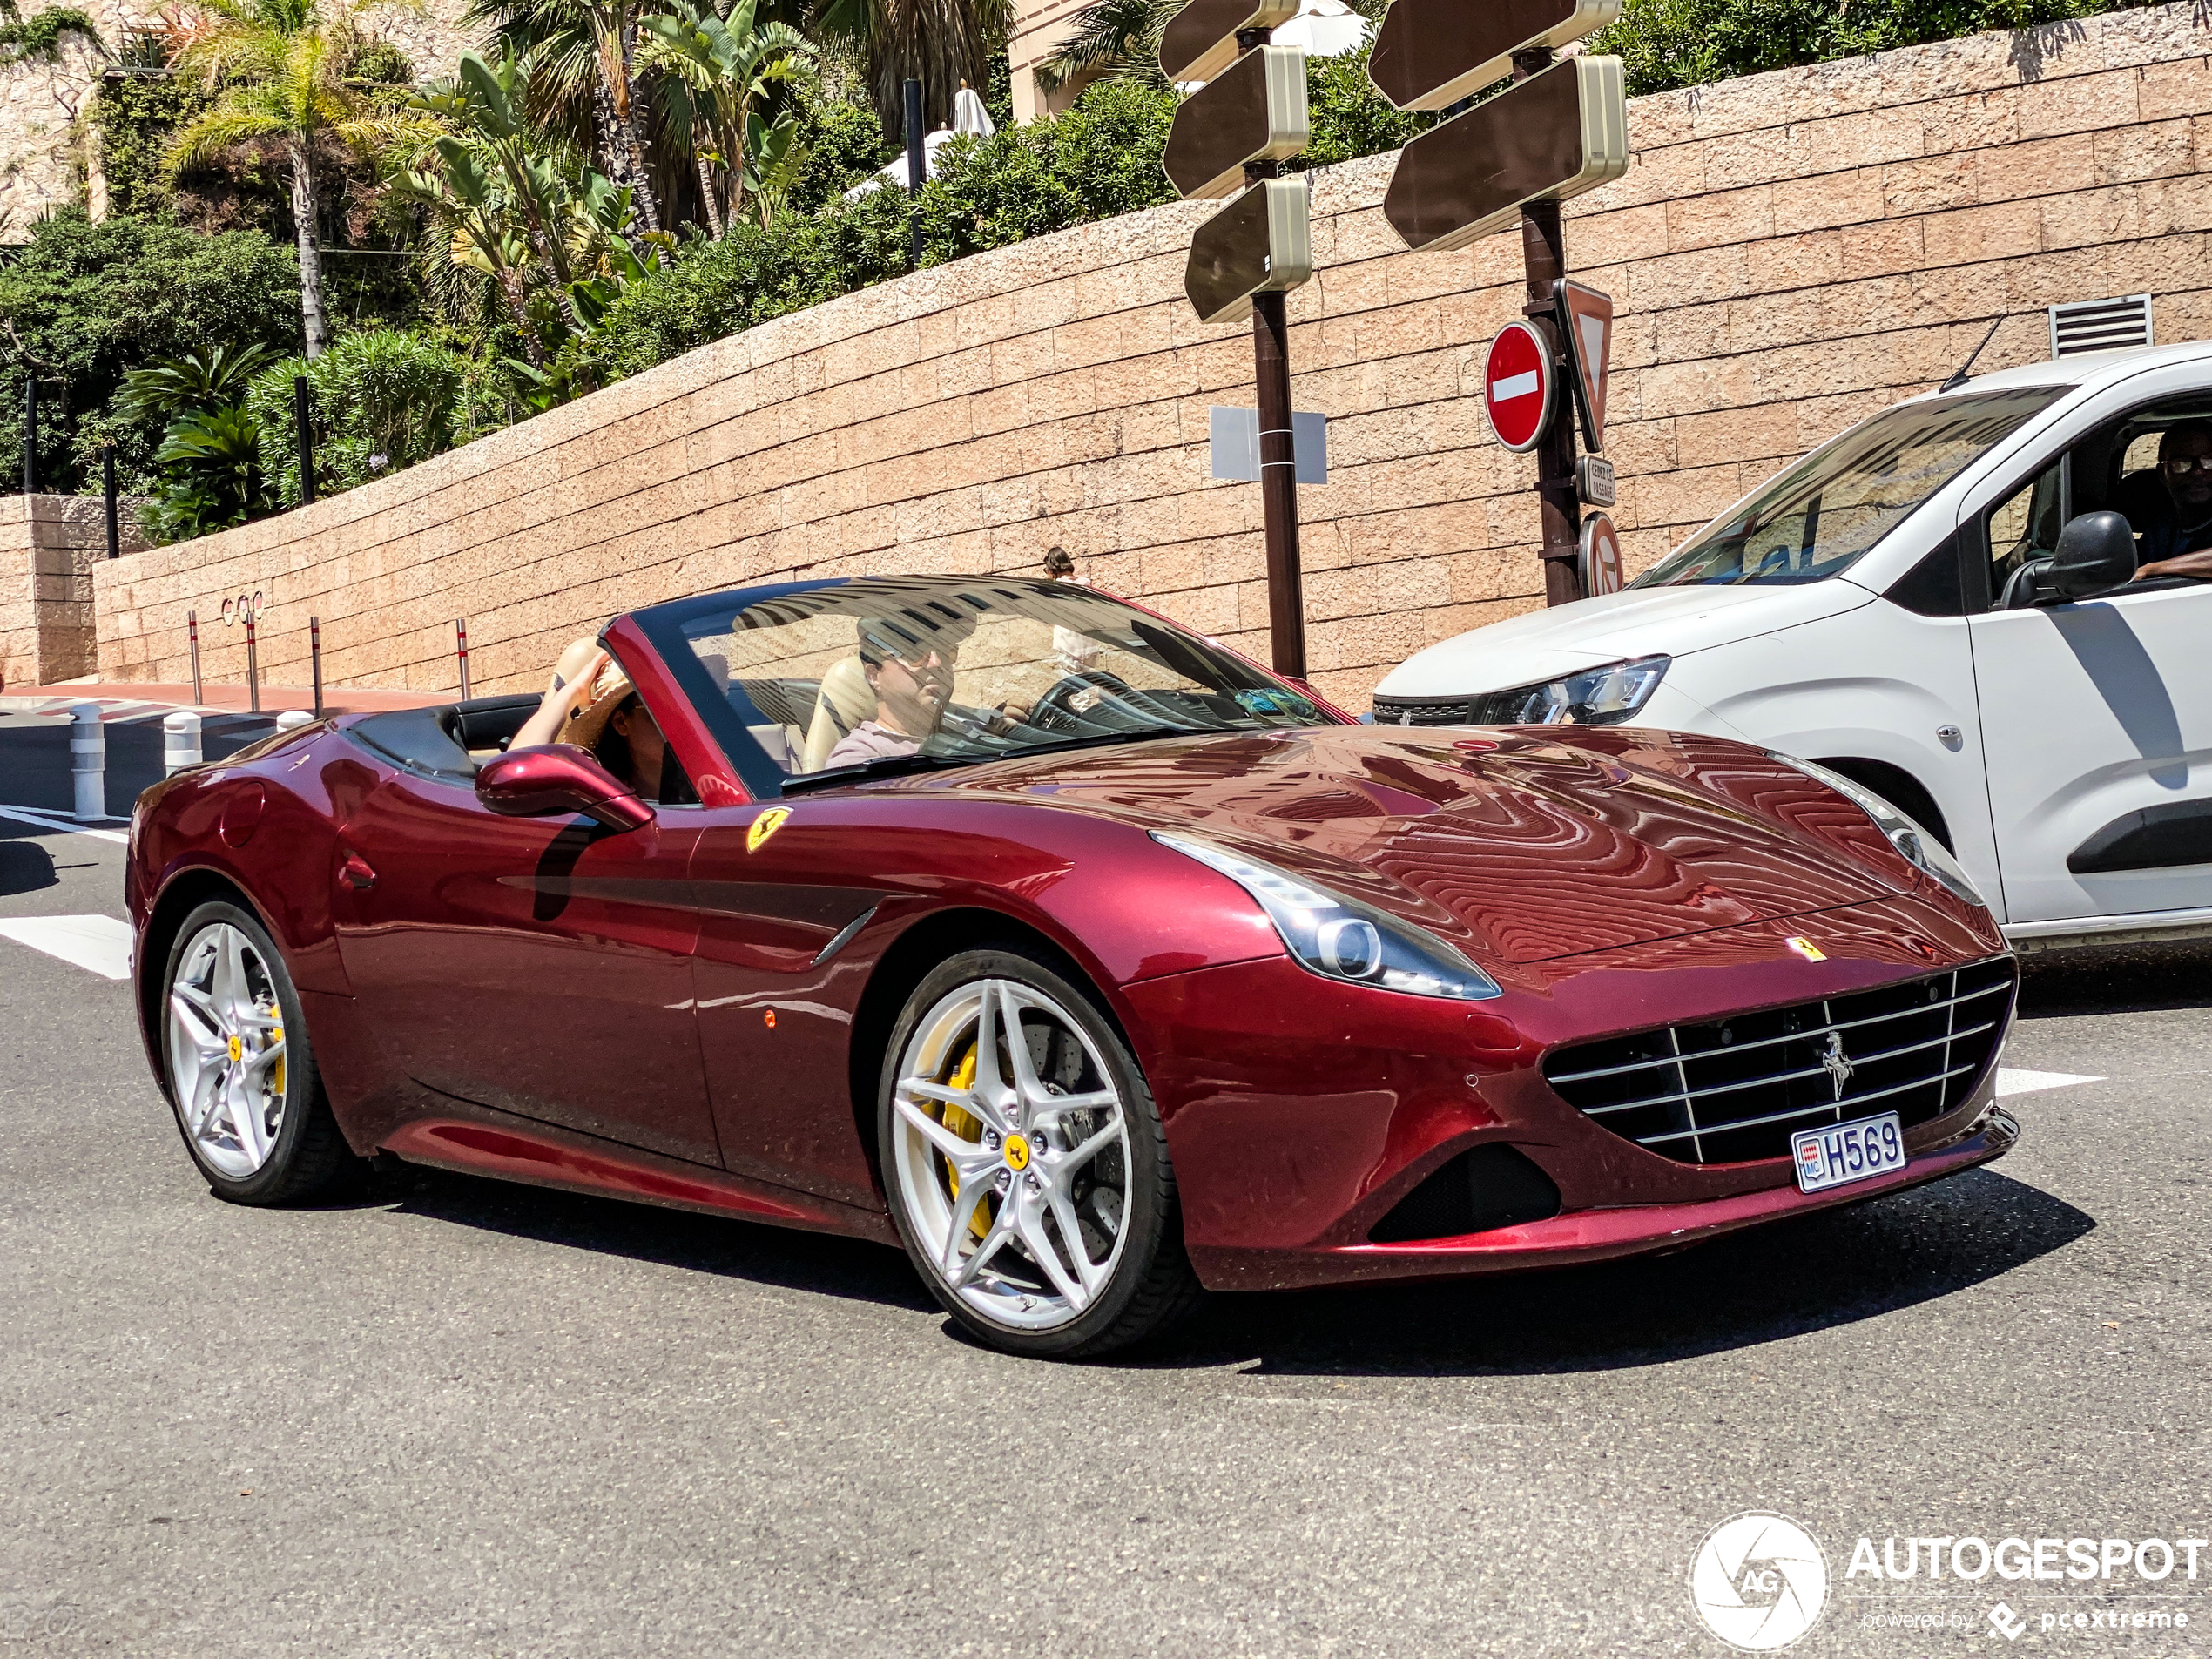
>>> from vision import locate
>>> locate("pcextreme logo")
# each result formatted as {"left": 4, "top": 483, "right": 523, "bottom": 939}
{"left": 1690, "top": 1512, "right": 1831, "bottom": 1651}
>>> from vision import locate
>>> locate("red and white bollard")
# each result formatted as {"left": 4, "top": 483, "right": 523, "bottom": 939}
{"left": 455, "top": 617, "right": 471, "bottom": 701}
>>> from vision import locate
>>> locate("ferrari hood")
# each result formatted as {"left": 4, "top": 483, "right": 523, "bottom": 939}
{"left": 932, "top": 725, "right": 1905, "bottom": 964}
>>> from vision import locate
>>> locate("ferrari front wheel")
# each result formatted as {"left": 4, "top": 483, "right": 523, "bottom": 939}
{"left": 161, "top": 900, "right": 355, "bottom": 1205}
{"left": 880, "top": 948, "right": 1197, "bottom": 1359}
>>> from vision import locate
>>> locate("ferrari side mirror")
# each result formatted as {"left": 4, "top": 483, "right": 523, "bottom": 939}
{"left": 475, "top": 744, "right": 655, "bottom": 833}
{"left": 2047, "top": 511, "right": 2139, "bottom": 600}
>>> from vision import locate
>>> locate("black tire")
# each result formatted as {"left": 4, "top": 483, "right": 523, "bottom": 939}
{"left": 158, "top": 899, "right": 358, "bottom": 1205}
{"left": 878, "top": 944, "right": 1200, "bottom": 1359}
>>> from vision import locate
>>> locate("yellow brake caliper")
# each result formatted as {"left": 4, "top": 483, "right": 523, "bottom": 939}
{"left": 935, "top": 1044, "right": 992, "bottom": 1240}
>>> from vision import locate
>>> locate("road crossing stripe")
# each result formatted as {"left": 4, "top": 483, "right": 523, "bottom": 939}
{"left": 0, "top": 914, "right": 132, "bottom": 980}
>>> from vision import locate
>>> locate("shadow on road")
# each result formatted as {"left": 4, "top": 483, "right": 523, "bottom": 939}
{"left": 2018, "top": 938, "right": 2212, "bottom": 1018}
{"left": 0, "top": 836, "right": 57, "bottom": 896}
{"left": 1139, "top": 1167, "right": 2093, "bottom": 1379}
{"left": 381, "top": 1163, "right": 934, "bottom": 1312}
{"left": 372, "top": 1154, "right": 2089, "bottom": 1379}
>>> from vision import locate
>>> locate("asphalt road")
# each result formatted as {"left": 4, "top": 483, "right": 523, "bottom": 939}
{"left": 2, "top": 814, "right": 2208, "bottom": 1657}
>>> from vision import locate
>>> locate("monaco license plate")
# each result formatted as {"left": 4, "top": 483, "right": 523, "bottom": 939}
{"left": 1792, "top": 1111, "right": 1907, "bottom": 1194}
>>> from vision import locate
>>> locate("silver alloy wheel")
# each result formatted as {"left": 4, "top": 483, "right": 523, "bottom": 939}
{"left": 890, "top": 977, "right": 1132, "bottom": 1332}
{"left": 165, "top": 921, "right": 289, "bottom": 1180}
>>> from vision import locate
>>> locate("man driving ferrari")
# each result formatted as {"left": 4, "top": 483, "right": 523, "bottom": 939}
{"left": 821, "top": 613, "right": 968, "bottom": 769}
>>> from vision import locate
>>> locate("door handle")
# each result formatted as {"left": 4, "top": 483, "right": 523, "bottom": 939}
{"left": 340, "top": 852, "right": 378, "bottom": 890}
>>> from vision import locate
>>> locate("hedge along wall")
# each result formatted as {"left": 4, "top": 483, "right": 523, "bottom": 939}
{"left": 91, "top": 3, "right": 2212, "bottom": 713}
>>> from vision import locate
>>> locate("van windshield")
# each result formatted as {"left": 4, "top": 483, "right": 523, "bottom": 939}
{"left": 1632, "top": 387, "right": 2068, "bottom": 588}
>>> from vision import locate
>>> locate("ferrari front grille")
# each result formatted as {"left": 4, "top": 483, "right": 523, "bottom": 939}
{"left": 1371, "top": 694, "right": 1472, "bottom": 726}
{"left": 1541, "top": 958, "right": 2018, "bottom": 1165}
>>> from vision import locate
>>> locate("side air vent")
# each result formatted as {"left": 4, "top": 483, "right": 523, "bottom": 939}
{"left": 2049, "top": 294, "right": 2153, "bottom": 359}
{"left": 1368, "top": 1143, "right": 1561, "bottom": 1243}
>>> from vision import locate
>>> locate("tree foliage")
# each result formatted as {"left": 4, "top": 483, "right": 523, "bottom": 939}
{"left": 243, "top": 328, "right": 467, "bottom": 504}
{"left": 0, "top": 212, "right": 303, "bottom": 496}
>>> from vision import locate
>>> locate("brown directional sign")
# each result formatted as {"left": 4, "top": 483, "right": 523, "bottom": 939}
{"left": 1186, "top": 176, "right": 1312, "bottom": 325}
{"left": 1159, "top": 0, "right": 1300, "bottom": 84}
{"left": 1370, "top": 0, "right": 1619, "bottom": 111}
{"left": 1163, "top": 44, "right": 1309, "bottom": 200}
{"left": 1381, "top": 55, "right": 1627, "bottom": 253}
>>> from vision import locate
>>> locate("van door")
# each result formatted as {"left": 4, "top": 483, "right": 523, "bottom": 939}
{"left": 1966, "top": 451, "right": 2212, "bottom": 927}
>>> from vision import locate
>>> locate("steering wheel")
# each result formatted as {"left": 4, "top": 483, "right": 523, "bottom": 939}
{"left": 1025, "top": 670, "right": 1147, "bottom": 735}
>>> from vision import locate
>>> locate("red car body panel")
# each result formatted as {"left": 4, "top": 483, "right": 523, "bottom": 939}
{"left": 125, "top": 583, "right": 2018, "bottom": 1296}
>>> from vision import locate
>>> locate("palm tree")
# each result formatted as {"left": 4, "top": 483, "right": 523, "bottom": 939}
{"left": 637, "top": 0, "right": 810, "bottom": 236}
{"left": 463, "top": 0, "right": 665, "bottom": 233}
{"left": 808, "top": 0, "right": 1010, "bottom": 137}
{"left": 161, "top": 0, "right": 412, "bottom": 358}
{"left": 1033, "top": 0, "right": 1170, "bottom": 97}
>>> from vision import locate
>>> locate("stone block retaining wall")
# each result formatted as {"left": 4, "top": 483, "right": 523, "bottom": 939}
{"left": 90, "top": 3, "right": 2212, "bottom": 712}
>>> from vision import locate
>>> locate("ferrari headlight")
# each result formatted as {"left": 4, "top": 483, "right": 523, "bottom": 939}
{"left": 1467, "top": 656, "right": 1670, "bottom": 725}
{"left": 1770, "top": 753, "right": 1986, "bottom": 908}
{"left": 1153, "top": 832, "right": 1501, "bottom": 1001}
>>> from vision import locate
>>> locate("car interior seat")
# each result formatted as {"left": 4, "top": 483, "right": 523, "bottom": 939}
{"left": 801, "top": 655, "right": 878, "bottom": 772}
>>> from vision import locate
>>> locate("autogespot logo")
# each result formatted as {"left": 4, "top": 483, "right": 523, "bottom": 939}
{"left": 1690, "top": 1512, "right": 1831, "bottom": 1651}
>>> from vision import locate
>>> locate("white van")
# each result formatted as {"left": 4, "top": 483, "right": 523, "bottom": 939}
{"left": 1372, "top": 342, "right": 2212, "bottom": 953}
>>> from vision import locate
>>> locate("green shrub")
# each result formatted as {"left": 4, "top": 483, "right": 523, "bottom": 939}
{"left": 139, "top": 406, "right": 273, "bottom": 543}
{"left": 0, "top": 212, "right": 302, "bottom": 496}
{"left": 243, "top": 329, "right": 469, "bottom": 507}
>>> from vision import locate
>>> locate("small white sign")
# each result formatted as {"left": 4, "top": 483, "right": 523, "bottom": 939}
{"left": 1209, "top": 406, "right": 1328, "bottom": 484}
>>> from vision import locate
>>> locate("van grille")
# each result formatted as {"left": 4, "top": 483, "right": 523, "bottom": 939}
{"left": 1371, "top": 694, "right": 1472, "bottom": 727}
{"left": 1541, "top": 959, "right": 2017, "bottom": 1165}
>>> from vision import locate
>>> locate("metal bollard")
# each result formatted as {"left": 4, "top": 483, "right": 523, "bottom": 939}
{"left": 164, "top": 711, "right": 203, "bottom": 775}
{"left": 274, "top": 710, "right": 314, "bottom": 732}
{"left": 455, "top": 617, "right": 471, "bottom": 701}
{"left": 188, "top": 610, "right": 203, "bottom": 705}
{"left": 309, "top": 615, "right": 324, "bottom": 718}
{"left": 245, "top": 613, "right": 260, "bottom": 713}
{"left": 70, "top": 703, "right": 105, "bottom": 821}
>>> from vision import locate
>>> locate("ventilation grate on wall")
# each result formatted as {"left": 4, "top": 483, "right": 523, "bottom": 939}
{"left": 2048, "top": 294, "right": 2154, "bottom": 359}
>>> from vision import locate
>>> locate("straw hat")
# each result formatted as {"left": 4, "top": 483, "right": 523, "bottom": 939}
{"left": 556, "top": 649, "right": 636, "bottom": 752}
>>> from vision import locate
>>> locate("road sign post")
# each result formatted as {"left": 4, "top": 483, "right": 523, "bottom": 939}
{"left": 1371, "top": 0, "right": 1629, "bottom": 607}
{"left": 1163, "top": 4, "right": 1315, "bottom": 676}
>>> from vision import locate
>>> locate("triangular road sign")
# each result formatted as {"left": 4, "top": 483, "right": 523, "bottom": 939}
{"left": 1554, "top": 280, "right": 1615, "bottom": 453}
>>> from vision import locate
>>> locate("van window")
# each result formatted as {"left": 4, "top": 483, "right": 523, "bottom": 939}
{"left": 1633, "top": 387, "right": 2067, "bottom": 589}
{"left": 1986, "top": 456, "right": 2068, "bottom": 604}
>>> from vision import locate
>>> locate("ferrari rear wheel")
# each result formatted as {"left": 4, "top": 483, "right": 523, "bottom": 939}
{"left": 162, "top": 900, "right": 354, "bottom": 1205}
{"left": 880, "top": 947, "right": 1198, "bottom": 1359}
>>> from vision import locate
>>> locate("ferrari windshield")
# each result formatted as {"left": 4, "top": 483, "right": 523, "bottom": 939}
{"left": 1633, "top": 386, "right": 2067, "bottom": 588}
{"left": 638, "top": 576, "right": 1328, "bottom": 790}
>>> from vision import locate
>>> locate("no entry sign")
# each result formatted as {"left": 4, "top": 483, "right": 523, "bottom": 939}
{"left": 1483, "top": 320, "right": 1554, "bottom": 453}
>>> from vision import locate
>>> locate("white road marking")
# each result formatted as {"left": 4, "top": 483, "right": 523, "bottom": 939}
{"left": 0, "top": 914, "right": 133, "bottom": 980}
{"left": 1490, "top": 370, "right": 1540, "bottom": 402}
{"left": 0, "top": 805, "right": 128, "bottom": 842}
{"left": 1995, "top": 1068, "right": 2103, "bottom": 1097}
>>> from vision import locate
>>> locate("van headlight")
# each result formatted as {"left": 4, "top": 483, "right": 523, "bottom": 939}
{"left": 1467, "top": 656, "right": 1669, "bottom": 725}
{"left": 1153, "top": 832, "right": 1502, "bottom": 1001}
{"left": 1770, "top": 753, "right": 1986, "bottom": 907}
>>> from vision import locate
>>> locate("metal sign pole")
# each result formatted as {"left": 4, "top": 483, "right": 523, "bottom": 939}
{"left": 1252, "top": 287, "right": 1307, "bottom": 677}
{"left": 103, "top": 445, "right": 120, "bottom": 559}
{"left": 1514, "top": 51, "right": 1585, "bottom": 607}
{"left": 22, "top": 376, "right": 36, "bottom": 496}
{"left": 903, "top": 78, "right": 927, "bottom": 269}
{"left": 293, "top": 375, "right": 318, "bottom": 505}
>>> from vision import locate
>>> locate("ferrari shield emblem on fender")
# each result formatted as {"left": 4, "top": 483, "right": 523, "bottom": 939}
{"left": 746, "top": 808, "right": 792, "bottom": 853}
{"left": 1785, "top": 935, "right": 1826, "bottom": 962}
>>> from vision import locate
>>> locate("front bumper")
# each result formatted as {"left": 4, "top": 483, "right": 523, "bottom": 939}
{"left": 1118, "top": 894, "right": 2016, "bottom": 1292}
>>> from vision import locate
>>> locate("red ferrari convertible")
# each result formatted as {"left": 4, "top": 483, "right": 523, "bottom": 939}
{"left": 128, "top": 575, "right": 2019, "bottom": 1357}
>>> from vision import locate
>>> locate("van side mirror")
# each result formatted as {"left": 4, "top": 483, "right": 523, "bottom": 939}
{"left": 2047, "top": 511, "right": 2139, "bottom": 600}
{"left": 475, "top": 744, "right": 654, "bottom": 832}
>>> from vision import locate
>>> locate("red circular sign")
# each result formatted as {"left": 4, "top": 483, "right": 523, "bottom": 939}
{"left": 1482, "top": 321, "right": 1554, "bottom": 453}
{"left": 1581, "top": 511, "right": 1623, "bottom": 597}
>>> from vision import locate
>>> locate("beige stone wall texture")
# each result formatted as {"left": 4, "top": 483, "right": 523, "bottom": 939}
{"left": 1, "top": 493, "right": 146, "bottom": 689}
{"left": 0, "top": 0, "right": 475, "bottom": 232}
{"left": 90, "top": 3, "right": 2212, "bottom": 713}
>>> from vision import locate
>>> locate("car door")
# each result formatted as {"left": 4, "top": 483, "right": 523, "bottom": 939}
{"left": 1965, "top": 418, "right": 2212, "bottom": 927}
{"left": 332, "top": 700, "right": 720, "bottom": 1167}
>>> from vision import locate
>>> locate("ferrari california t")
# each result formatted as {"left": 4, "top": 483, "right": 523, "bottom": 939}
{"left": 127, "top": 575, "right": 2020, "bottom": 1357}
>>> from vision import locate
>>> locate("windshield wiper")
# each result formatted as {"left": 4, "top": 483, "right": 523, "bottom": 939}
{"left": 779, "top": 751, "right": 975, "bottom": 792}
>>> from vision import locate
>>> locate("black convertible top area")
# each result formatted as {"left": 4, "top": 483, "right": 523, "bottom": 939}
{"left": 346, "top": 695, "right": 539, "bottom": 784}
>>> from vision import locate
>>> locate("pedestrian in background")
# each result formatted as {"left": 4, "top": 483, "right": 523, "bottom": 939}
{"left": 1040, "top": 546, "right": 1098, "bottom": 673}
